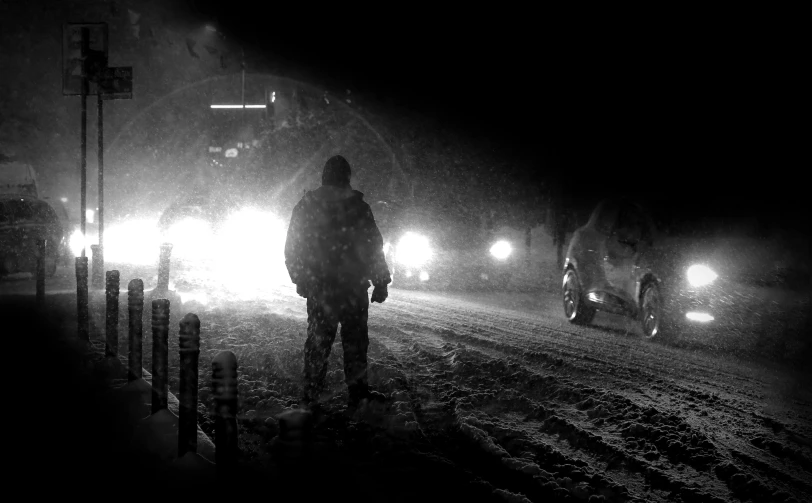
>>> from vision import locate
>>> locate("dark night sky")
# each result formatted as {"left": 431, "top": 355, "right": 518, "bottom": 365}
{"left": 192, "top": 2, "right": 810, "bottom": 229}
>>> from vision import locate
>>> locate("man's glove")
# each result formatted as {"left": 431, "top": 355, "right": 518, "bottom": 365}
{"left": 371, "top": 284, "right": 388, "bottom": 304}
{"left": 296, "top": 283, "right": 309, "bottom": 299}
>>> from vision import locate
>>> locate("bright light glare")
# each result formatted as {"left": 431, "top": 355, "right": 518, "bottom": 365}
{"left": 383, "top": 242, "right": 391, "bottom": 255}
{"left": 86, "top": 209, "right": 95, "bottom": 223}
{"left": 687, "top": 264, "right": 717, "bottom": 287}
{"left": 419, "top": 271, "right": 430, "bottom": 281}
{"left": 165, "top": 218, "right": 216, "bottom": 261}
{"left": 396, "top": 232, "right": 432, "bottom": 267}
{"left": 210, "top": 104, "right": 266, "bottom": 109}
{"left": 686, "top": 312, "right": 714, "bottom": 322}
{"left": 490, "top": 240, "right": 512, "bottom": 260}
{"left": 213, "top": 208, "right": 289, "bottom": 295}
{"left": 104, "top": 218, "right": 161, "bottom": 265}
{"left": 69, "top": 229, "right": 91, "bottom": 257}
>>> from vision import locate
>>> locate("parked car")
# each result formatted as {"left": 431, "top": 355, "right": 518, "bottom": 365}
{"left": 563, "top": 198, "right": 725, "bottom": 338}
{"left": 0, "top": 196, "right": 63, "bottom": 277}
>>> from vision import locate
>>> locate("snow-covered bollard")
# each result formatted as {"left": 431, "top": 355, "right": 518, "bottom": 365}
{"left": 178, "top": 313, "right": 200, "bottom": 457}
{"left": 35, "top": 238, "right": 45, "bottom": 308}
{"left": 127, "top": 278, "right": 144, "bottom": 382}
{"left": 151, "top": 298, "right": 170, "bottom": 413}
{"left": 105, "top": 270, "right": 120, "bottom": 358}
{"left": 75, "top": 256, "right": 89, "bottom": 341}
{"left": 156, "top": 243, "right": 173, "bottom": 292}
{"left": 212, "top": 350, "right": 239, "bottom": 477}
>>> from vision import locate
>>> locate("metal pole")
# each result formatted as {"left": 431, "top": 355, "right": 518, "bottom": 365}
{"left": 36, "top": 239, "right": 45, "bottom": 308}
{"left": 127, "top": 279, "right": 144, "bottom": 382}
{"left": 97, "top": 91, "right": 104, "bottom": 270}
{"left": 212, "top": 350, "right": 239, "bottom": 479}
{"left": 80, "top": 27, "right": 88, "bottom": 258}
{"left": 178, "top": 313, "right": 201, "bottom": 457}
{"left": 151, "top": 298, "right": 170, "bottom": 414}
{"left": 105, "top": 270, "right": 120, "bottom": 358}
{"left": 76, "top": 256, "right": 89, "bottom": 341}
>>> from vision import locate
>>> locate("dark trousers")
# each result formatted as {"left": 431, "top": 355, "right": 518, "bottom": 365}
{"left": 302, "top": 287, "right": 370, "bottom": 405}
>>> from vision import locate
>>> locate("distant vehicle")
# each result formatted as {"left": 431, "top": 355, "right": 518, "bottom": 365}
{"left": 0, "top": 196, "right": 63, "bottom": 277}
{"left": 372, "top": 201, "right": 520, "bottom": 290}
{"left": 563, "top": 198, "right": 723, "bottom": 338}
{"left": 157, "top": 190, "right": 286, "bottom": 272}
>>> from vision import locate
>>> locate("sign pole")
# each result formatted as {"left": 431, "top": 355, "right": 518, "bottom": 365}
{"left": 80, "top": 27, "right": 88, "bottom": 258}
{"left": 97, "top": 90, "right": 104, "bottom": 275}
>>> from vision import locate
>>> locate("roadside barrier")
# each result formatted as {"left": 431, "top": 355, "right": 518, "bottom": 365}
{"left": 36, "top": 238, "right": 45, "bottom": 308}
{"left": 156, "top": 243, "right": 173, "bottom": 292}
{"left": 178, "top": 313, "right": 201, "bottom": 457}
{"left": 127, "top": 279, "right": 144, "bottom": 382}
{"left": 151, "top": 298, "right": 170, "bottom": 413}
{"left": 76, "top": 256, "right": 89, "bottom": 341}
{"left": 212, "top": 350, "right": 239, "bottom": 477}
{"left": 105, "top": 270, "right": 119, "bottom": 358}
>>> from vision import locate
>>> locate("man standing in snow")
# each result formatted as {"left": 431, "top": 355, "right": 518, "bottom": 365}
{"left": 284, "top": 155, "right": 391, "bottom": 416}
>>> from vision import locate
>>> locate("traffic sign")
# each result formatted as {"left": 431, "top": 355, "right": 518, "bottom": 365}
{"left": 100, "top": 66, "right": 133, "bottom": 100}
{"left": 62, "top": 23, "right": 108, "bottom": 95}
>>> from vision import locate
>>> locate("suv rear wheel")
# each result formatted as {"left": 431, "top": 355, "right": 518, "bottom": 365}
{"left": 640, "top": 281, "right": 663, "bottom": 338}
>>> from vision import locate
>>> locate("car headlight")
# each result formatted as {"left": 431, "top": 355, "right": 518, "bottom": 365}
{"left": 213, "top": 208, "right": 289, "bottom": 291}
{"left": 165, "top": 217, "right": 216, "bottom": 260}
{"left": 687, "top": 264, "right": 717, "bottom": 287}
{"left": 69, "top": 228, "right": 90, "bottom": 257}
{"left": 490, "top": 240, "right": 512, "bottom": 260}
{"left": 396, "top": 232, "right": 432, "bottom": 267}
{"left": 104, "top": 218, "right": 162, "bottom": 265}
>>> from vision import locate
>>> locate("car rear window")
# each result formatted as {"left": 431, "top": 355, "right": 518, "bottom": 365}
{"left": 593, "top": 201, "right": 619, "bottom": 234}
{"left": 6, "top": 199, "right": 57, "bottom": 224}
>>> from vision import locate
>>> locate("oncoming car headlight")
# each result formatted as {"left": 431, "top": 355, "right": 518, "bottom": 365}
{"left": 490, "top": 240, "right": 512, "bottom": 260}
{"left": 165, "top": 217, "right": 216, "bottom": 260}
{"left": 104, "top": 218, "right": 162, "bottom": 265}
{"left": 687, "top": 264, "right": 718, "bottom": 287}
{"left": 396, "top": 232, "right": 432, "bottom": 267}
{"left": 69, "top": 228, "right": 91, "bottom": 257}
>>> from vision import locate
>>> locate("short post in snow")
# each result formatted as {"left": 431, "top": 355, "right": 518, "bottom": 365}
{"left": 91, "top": 244, "right": 103, "bottom": 289}
{"left": 178, "top": 313, "right": 201, "bottom": 458}
{"left": 105, "top": 270, "right": 120, "bottom": 358}
{"left": 35, "top": 239, "right": 45, "bottom": 308}
{"left": 156, "top": 243, "right": 173, "bottom": 292}
{"left": 76, "top": 256, "right": 89, "bottom": 341}
{"left": 151, "top": 298, "right": 170, "bottom": 413}
{"left": 212, "top": 351, "right": 239, "bottom": 477}
{"left": 127, "top": 278, "right": 144, "bottom": 382}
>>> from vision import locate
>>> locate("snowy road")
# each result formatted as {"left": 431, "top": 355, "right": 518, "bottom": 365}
{"left": 369, "top": 287, "right": 812, "bottom": 502}
{"left": 168, "top": 275, "right": 810, "bottom": 503}
{"left": 3, "top": 266, "right": 810, "bottom": 502}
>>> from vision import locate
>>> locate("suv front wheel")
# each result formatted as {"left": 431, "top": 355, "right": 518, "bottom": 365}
{"left": 563, "top": 269, "right": 595, "bottom": 325}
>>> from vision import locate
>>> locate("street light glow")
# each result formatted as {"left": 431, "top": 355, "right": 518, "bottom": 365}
{"left": 211, "top": 104, "right": 266, "bottom": 109}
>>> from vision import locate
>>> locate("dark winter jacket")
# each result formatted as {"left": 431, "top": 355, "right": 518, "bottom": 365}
{"left": 284, "top": 185, "right": 391, "bottom": 291}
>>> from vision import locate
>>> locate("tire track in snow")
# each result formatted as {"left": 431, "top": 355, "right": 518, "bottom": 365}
{"left": 370, "top": 290, "right": 812, "bottom": 502}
